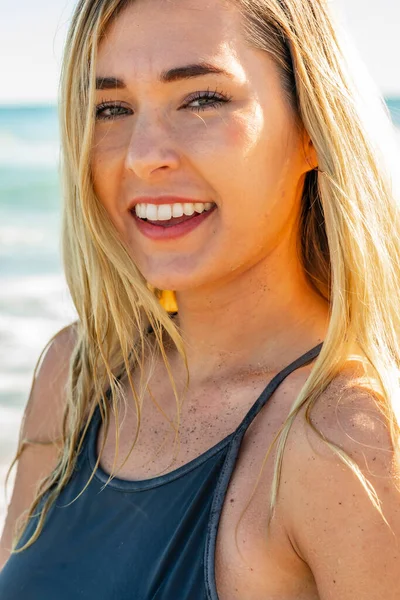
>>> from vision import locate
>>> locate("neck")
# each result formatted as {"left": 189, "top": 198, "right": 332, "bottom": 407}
{"left": 169, "top": 251, "right": 330, "bottom": 385}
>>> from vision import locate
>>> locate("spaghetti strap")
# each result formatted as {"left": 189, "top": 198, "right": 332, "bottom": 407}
{"left": 204, "top": 340, "right": 323, "bottom": 600}
{"left": 234, "top": 341, "right": 323, "bottom": 437}
{"left": 0, "top": 332, "right": 324, "bottom": 600}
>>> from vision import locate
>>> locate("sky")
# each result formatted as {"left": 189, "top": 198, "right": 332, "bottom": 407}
{"left": 1, "top": 0, "right": 399, "bottom": 105}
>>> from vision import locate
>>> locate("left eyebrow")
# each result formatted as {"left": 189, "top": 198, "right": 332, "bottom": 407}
{"left": 95, "top": 61, "right": 235, "bottom": 90}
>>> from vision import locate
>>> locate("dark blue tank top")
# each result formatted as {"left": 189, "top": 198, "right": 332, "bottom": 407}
{"left": 0, "top": 341, "right": 322, "bottom": 599}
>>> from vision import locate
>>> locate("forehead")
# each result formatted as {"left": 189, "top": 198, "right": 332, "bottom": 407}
{"left": 97, "top": 0, "right": 248, "bottom": 80}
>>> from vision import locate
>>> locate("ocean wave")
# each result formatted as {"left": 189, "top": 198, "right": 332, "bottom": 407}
{"left": 0, "top": 131, "right": 60, "bottom": 168}
{"left": 0, "top": 273, "right": 77, "bottom": 375}
{"left": 0, "top": 272, "right": 72, "bottom": 299}
{"left": 0, "top": 222, "right": 60, "bottom": 249}
{"left": 0, "top": 313, "right": 75, "bottom": 374}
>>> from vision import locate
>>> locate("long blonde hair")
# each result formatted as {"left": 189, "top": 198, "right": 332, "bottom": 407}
{"left": 6, "top": 0, "right": 400, "bottom": 554}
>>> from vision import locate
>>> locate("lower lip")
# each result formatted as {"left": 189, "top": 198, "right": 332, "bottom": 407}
{"left": 131, "top": 205, "right": 217, "bottom": 240}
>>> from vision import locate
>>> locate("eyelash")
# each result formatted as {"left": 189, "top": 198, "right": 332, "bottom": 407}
{"left": 95, "top": 87, "right": 233, "bottom": 121}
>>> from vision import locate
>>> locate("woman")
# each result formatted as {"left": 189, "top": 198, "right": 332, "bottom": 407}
{"left": 1, "top": 0, "right": 399, "bottom": 598}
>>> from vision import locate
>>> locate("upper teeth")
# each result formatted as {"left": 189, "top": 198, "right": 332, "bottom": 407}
{"left": 134, "top": 202, "right": 215, "bottom": 220}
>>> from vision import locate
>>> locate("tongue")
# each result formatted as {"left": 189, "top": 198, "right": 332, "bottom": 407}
{"left": 146, "top": 213, "right": 197, "bottom": 227}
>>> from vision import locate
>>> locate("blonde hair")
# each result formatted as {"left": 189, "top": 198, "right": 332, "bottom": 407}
{"left": 5, "top": 0, "right": 400, "bottom": 555}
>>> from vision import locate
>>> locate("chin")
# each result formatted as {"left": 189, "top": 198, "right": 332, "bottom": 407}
{"left": 144, "top": 270, "right": 208, "bottom": 295}
{"left": 133, "top": 245, "right": 222, "bottom": 293}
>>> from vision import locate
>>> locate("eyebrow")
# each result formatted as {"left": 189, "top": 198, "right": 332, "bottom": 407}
{"left": 95, "top": 62, "right": 235, "bottom": 90}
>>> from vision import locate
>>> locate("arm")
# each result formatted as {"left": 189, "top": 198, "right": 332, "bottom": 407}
{"left": 281, "top": 373, "right": 400, "bottom": 599}
{"left": 0, "top": 324, "right": 77, "bottom": 571}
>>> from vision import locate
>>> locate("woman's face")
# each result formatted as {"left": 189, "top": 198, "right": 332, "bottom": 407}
{"left": 92, "top": 0, "right": 316, "bottom": 292}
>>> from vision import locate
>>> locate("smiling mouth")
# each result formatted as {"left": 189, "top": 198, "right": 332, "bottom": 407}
{"left": 130, "top": 203, "right": 217, "bottom": 228}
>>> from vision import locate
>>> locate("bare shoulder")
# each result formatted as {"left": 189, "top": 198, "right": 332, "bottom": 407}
{"left": 0, "top": 323, "right": 79, "bottom": 569}
{"left": 21, "top": 321, "right": 79, "bottom": 443}
{"left": 279, "top": 366, "right": 400, "bottom": 599}
{"left": 284, "top": 364, "right": 395, "bottom": 472}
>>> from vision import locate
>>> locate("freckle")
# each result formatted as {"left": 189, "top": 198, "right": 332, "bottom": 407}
{"left": 372, "top": 457, "right": 376, "bottom": 461}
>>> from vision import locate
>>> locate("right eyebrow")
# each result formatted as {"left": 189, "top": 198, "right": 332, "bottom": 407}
{"left": 95, "top": 61, "right": 235, "bottom": 90}
{"left": 96, "top": 77, "right": 126, "bottom": 90}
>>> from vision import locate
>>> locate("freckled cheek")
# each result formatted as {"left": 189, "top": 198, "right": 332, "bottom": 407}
{"left": 92, "top": 129, "right": 128, "bottom": 167}
{"left": 90, "top": 153, "right": 127, "bottom": 236}
{"left": 224, "top": 119, "right": 248, "bottom": 148}
{"left": 91, "top": 132, "right": 127, "bottom": 203}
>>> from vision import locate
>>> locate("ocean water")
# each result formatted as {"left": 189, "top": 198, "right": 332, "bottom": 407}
{"left": 0, "top": 100, "right": 400, "bottom": 533}
{"left": 0, "top": 106, "right": 77, "bottom": 530}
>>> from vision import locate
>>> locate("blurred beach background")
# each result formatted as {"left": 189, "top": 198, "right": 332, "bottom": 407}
{"left": 1, "top": 0, "right": 400, "bottom": 534}
{"left": 0, "top": 104, "right": 77, "bottom": 528}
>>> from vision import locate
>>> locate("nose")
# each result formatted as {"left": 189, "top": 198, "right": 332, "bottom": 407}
{"left": 124, "top": 113, "right": 181, "bottom": 179}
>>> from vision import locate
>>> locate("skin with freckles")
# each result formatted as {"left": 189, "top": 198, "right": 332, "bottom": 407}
{"left": 92, "top": 0, "right": 329, "bottom": 384}
{"left": 88, "top": 4, "right": 381, "bottom": 599}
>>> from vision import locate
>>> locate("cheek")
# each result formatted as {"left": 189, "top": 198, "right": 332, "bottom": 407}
{"left": 224, "top": 106, "right": 264, "bottom": 157}
{"left": 230, "top": 108, "right": 304, "bottom": 205}
{"left": 190, "top": 109, "right": 265, "bottom": 211}
{"left": 211, "top": 108, "right": 269, "bottom": 208}
{"left": 224, "top": 119, "right": 247, "bottom": 149}
{"left": 90, "top": 141, "right": 132, "bottom": 239}
{"left": 216, "top": 106, "right": 286, "bottom": 209}
{"left": 215, "top": 113, "right": 303, "bottom": 239}
{"left": 91, "top": 130, "right": 127, "bottom": 206}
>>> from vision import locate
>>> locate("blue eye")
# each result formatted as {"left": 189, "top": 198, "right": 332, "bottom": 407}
{"left": 95, "top": 87, "right": 232, "bottom": 121}
{"left": 184, "top": 88, "right": 233, "bottom": 113}
{"left": 95, "top": 101, "right": 130, "bottom": 121}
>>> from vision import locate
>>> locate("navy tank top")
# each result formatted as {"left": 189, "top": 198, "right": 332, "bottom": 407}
{"left": 0, "top": 340, "right": 323, "bottom": 599}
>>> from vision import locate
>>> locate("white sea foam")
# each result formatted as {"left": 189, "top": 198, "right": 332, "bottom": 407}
{"left": 0, "top": 224, "right": 58, "bottom": 249}
{"left": 0, "top": 272, "right": 71, "bottom": 301}
{"left": 0, "top": 132, "right": 60, "bottom": 168}
{"left": 0, "top": 274, "right": 77, "bottom": 375}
